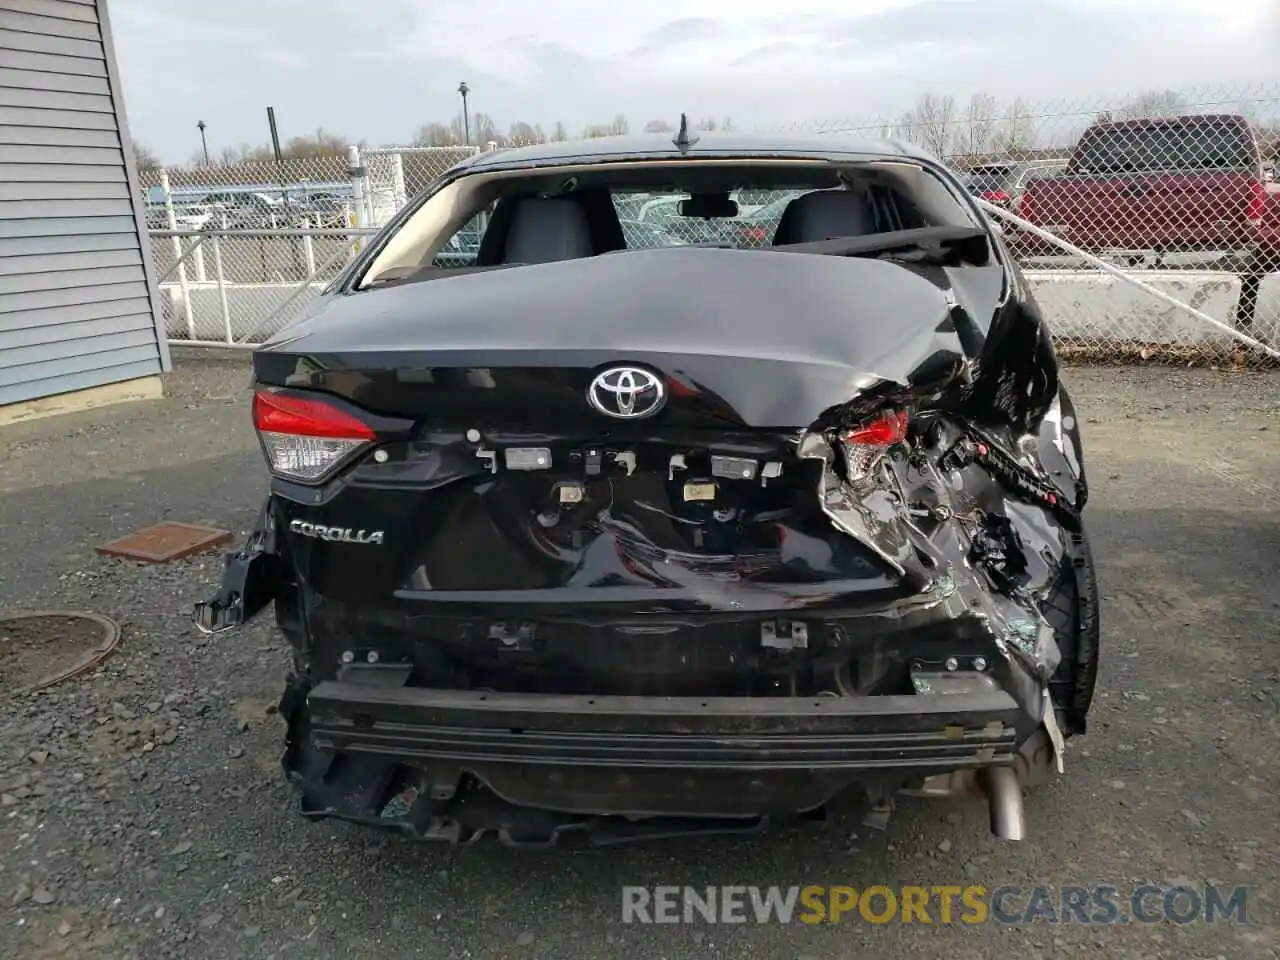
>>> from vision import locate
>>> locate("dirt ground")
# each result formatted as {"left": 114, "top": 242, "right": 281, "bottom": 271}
{"left": 0, "top": 352, "right": 1277, "bottom": 959}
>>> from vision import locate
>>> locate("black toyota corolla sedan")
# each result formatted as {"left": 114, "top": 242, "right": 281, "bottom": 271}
{"left": 195, "top": 121, "right": 1099, "bottom": 847}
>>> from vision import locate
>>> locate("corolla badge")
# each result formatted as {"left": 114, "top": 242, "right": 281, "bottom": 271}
{"left": 289, "top": 520, "right": 384, "bottom": 545}
{"left": 587, "top": 366, "right": 666, "bottom": 419}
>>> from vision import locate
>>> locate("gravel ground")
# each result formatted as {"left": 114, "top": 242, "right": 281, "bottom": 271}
{"left": 1, "top": 351, "right": 1278, "bottom": 959}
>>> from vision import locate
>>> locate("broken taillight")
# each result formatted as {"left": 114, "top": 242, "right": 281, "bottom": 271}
{"left": 841, "top": 411, "right": 909, "bottom": 482}
{"left": 252, "top": 390, "right": 375, "bottom": 482}
{"left": 845, "top": 411, "right": 909, "bottom": 446}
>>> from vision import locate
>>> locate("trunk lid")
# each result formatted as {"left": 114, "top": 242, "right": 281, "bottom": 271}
{"left": 254, "top": 249, "right": 976, "bottom": 611}
{"left": 256, "top": 248, "right": 957, "bottom": 430}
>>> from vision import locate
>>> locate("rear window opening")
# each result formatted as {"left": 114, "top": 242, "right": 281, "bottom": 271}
{"left": 355, "top": 158, "right": 988, "bottom": 290}
{"left": 1072, "top": 116, "right": 1258, "bottom": 176}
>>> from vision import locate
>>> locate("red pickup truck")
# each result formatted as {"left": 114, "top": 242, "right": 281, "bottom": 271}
{"left": 1006, "top": 114, "right": 1279, "bottom": 277}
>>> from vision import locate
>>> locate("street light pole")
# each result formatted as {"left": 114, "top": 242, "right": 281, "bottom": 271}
{"left": 457, "top": 82, "right": 471, "bottom": 145}
{"left": 197, "top": 120, "right": 209, "bottom": 165}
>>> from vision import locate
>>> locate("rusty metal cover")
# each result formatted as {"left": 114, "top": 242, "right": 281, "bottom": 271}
{"left": 95, "top": 522, "right": 232, "bottom": 563}
{"left": 1, "top": 612, "right": 121, "bottom": 697}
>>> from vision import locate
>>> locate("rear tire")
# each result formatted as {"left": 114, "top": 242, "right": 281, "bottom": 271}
{"left": 1040, "top": 525, "right": 1100, "bottom": 736}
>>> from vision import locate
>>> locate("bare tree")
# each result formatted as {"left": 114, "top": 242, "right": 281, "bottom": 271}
{"left": 582, "top": 115, "right": 629, "bottom": 138}
{"left": 475, "top": 112, "right": 503, "bottom": 145}
{"left": 643, "top": 119, "right": 673, "bottom": 133}
{"left": 956, "top": 93, "right": 998, "bottom": 159}
{"left": 448, "top": 111, "right": 501, "bottom": 145}
{"left": 895, "top": 93, "right": 957, "bottom": 158}
{"left": 414, "top": 122, "right": 459, "bottom": 147}
{"left": 210, "top": 145, "right": 238, "bottom": 166}
{"left": 194, "top": 129, "right": 352, "bottom": 167}
{"left": 687, "top": 116, "right": 737, "bottom": 132}
{"left": 507, "top": 121, "right": 546, "bottom": 145}
{"left": 1117, "top": 89, "right": 1186, "bottom": 120}
{"left": 279, "top": 128, "right": 349, "bottom": 159}
{"left": 211, "top": 143, "right": 265, "bottom": 166}
{"left": 551, "top": 121, "right": 569, "bottom": 141}
{"left": 997, "top": 97, "right": 1036, "bottom": 155}
{"left": 133, "top": 142, "right": 161, "bottom": 170}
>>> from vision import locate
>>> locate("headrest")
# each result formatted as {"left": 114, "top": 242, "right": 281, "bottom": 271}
{"left": 773, "top": 190, "right": 877, "bottom": 245}
{"left": 501, "top": 197, "right": 595, "bottom": 263}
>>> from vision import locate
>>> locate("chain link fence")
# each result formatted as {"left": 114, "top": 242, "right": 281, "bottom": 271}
{"left": 140, "top": 146, "right": 478, "bottom": 345}
{"left": 149, "top": 83, "right": 1279, "bottom": 365}
{"left": 799, "top": 82, "right": 1280, "bottom": 366}
{"left": 364, "top": 146, "right": 484, "bottom": 224}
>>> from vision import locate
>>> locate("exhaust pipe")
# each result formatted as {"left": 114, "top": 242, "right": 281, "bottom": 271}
{"left": 981, "top": 766, "right": 1026, "bottom": 840}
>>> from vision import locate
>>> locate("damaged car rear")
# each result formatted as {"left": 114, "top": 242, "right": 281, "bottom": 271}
{"left": 195, "top": 127, "right": 1099, "bottom": 847}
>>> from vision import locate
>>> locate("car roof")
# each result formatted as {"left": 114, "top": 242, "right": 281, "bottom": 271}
{"left": 1087, "top": 113, "right": 1251, "bottom": 133}
{"left": 455, "top": 130, "right": 935, "bottom": 174}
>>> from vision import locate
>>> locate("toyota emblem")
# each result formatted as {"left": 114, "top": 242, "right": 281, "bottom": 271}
{"left": 587, "top": 366, "right": 666, "bottom": 419}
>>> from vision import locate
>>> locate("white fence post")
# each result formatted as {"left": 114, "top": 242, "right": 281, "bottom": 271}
{"left": 391, "top": 152, "right": 407, "bottom": 211}
{"left": 213, "top": 212, "right": 231, "bottom": 344}
{"left": 192, "top": 235, "right": 207, "bottom": 282}
{"left": 302, "top": 219, "right": 316, "bottom": 277}
{"left": 347, "top": 145, "right": 367, "bottom": 257}
{"left": 347, "top": 145, "right": 366, "bottom": 228}
{"left": 160, "top": 168, "right": 193, "bottom": 338}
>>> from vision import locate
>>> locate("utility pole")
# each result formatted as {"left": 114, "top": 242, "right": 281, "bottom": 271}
{"left": 266, "top": 106, "right": 283, "bottom": 165}
{"left": 196, "top": 120, "right": 209, "bottom": 165}
{"left": 458, "top": 82, "right": 471, "bottom": 145}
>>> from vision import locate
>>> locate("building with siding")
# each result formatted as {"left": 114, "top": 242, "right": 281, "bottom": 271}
{"left": 1, "top": 0, "right": 169, "bottom": 424}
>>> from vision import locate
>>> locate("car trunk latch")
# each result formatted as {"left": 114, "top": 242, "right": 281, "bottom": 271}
{"left": 488, "top": 621, "right": 538, "bottom": 652}
{"left": 760, "top": 620, "right": 808, "bottom": 651}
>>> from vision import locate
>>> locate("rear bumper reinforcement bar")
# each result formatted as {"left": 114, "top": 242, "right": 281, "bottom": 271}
{"left": 305, "top": 683, "right": 1022, "bottom": 771}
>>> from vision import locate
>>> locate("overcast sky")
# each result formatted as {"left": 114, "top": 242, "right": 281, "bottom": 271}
{"left": 111, "top": 0, "right": 1279, "bottom": 163}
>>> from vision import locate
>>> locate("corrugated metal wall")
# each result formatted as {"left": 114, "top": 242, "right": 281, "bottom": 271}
{"left": 0, "top": 0, "right": 168, "bottom": 408}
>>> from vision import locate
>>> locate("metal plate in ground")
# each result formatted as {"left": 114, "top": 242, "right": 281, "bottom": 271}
{"left": 95, "top": 522, "right": 232, "bottom": 563}
{"left": 0, "top": 612, "right": 121, "bottom": 698}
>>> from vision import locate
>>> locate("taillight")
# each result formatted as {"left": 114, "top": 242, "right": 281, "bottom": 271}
{"left": 1018, "top": 190, "right": 1035, "bottom": 221}
{"left": 741, "top": 225, "right": 768, "bottom": 242}
{"left": 1246, "top": 181, "right": 1266, "bottom": 224}
{"left": 252, "top": 390, "right": 375, "bottom": 482}
{"left": 846, "top": 411, "right": 909, "bottom": 446}
{"left": 979, "top": 190, "right": 1011, "bottom": 204}
{"left": 841, "top": 411, "right": 909, "bottom": 482}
